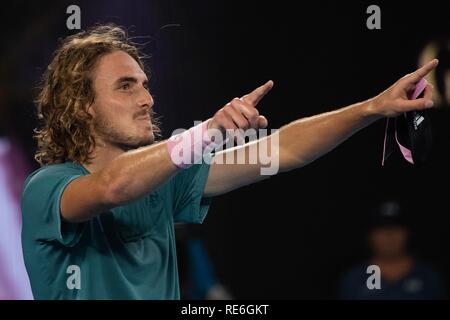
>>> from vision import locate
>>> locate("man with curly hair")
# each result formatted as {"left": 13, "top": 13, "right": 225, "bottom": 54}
{"left": 21, "top": 24, "right": 438, "bottom": 299}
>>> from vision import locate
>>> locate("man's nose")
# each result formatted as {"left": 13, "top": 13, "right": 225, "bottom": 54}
{"left": 138, "top": 88, "right": 154, "bottom": 109}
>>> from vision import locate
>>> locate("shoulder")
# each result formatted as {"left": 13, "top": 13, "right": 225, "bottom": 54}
{"left": 22, "top": 162, "right": 86, "bottom": 202}
{"left": 341, "top": 263, "right": 368, "bottom": 282}
{"left": 412, "top": 261, "right": 443, "bottom": 279}
{"left": 24, "top": 162, "right": 85, "bottom": 188}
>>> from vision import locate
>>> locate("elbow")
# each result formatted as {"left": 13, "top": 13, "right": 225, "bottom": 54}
{"left": 100, "top": 170, "right": 133, "bottom": 207}
{"left": 279, "top": 144, "right": 323, "bottom": 173}
{"left": 280, "top": 156, "right": 316, "bottom": 173}
{"left": 279, "top": 148, "right": 307, "bottom": 173}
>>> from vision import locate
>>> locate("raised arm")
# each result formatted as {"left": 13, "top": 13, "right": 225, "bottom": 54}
{"left": 61, "top": 142, "right": 179, "bottom": 223}
{"left": 204, "top": 59, "right": 438, "bottom": 197}
{"left": 61, "top": 81, "right": 274, "bottom": 224}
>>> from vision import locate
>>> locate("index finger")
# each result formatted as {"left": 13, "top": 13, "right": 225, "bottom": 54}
{"left": 409, "top": 59, "right": 439, "bottom": 82}
{"left": 242, "top": 80, "right": 274, "bottom": 106}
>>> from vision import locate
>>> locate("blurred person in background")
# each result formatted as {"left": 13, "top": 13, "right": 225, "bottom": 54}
{"left": 0, "top": 65, "right": 34, "bottom": 298}
{"left": 418, "top": 38, "right": 450, "bottom": 108}
{"left": 338, "top": 200, "right": 446, "bottom": 300}
{"left": 176, "top": 225, "right": 233, "bottom": 300}
{"left": 0, "top": 136, "right": 33, "bottom": 299}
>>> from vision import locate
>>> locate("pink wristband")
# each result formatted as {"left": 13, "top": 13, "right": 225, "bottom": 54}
{"left": 167, "top": 119, "right": 221, "bottom": 169}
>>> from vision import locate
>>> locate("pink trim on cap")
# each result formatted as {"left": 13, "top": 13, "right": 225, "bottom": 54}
{"left": 381, "top": 118, "right": 390, "bottom": 166}
{"left": 411, "top": 78, "right": 428, "bottom": 100}
{"left": 394, "top": 119, "right": 414, "bottom": 164}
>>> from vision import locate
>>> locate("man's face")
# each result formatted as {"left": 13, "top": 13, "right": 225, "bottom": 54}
{"left": 369, "top": 226, "right": 409, "bottom": 259}
{"left": 89, "top": 50, "right": 154, "bottom": 150}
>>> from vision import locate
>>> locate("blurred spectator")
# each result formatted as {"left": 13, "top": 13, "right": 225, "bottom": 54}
{"left": 0, "top": 136, "right": 33, "bottom": 299}
{"left": 418, "top": 38, "right": 450, "bottom": 107}
{"left": 338, "top": 200, "right": 446, "bottom": 300}
{"left": 176, "top": 225, "right": 233, "bottom": 300}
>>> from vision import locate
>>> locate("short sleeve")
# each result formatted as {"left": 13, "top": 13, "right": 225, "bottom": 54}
{"left": 169, "top": 162, "right": 213, "bottom": 224}
{"left": 21, "top": 164, "right": 86, "bottom": 247}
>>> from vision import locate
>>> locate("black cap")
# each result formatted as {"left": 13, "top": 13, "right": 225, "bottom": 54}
{"left": 382, "top": 78, "right": 433, "bottom": 166}
{"left": 369, "top": 200, "right": 409, "bottom": 229}
{"left": 398, "top": 109, "right": 433, "bottom": 165}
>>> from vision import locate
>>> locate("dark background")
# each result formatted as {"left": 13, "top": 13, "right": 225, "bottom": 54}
{"left": 1, "top": 0, "right": 449, "bottom": 299}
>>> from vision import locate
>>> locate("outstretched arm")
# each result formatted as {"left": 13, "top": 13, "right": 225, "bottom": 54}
{"left": 204, "top": 59, "right": 438, "bottom": 197}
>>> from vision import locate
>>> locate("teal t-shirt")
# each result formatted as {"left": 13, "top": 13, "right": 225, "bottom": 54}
{"left": 21, "top": 161, "right": 212, "bottom": 299}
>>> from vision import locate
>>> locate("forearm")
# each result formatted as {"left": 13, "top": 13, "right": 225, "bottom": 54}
{"left": 62, "top": 141, "right": 179, "bottom": 223}
{"left": 100, "top": 141, "right": 178, "bottom": 205}
{"left": 204, "top": 59, "right": 438, "bottom": 197}
{"left": 203, "top": 99, "right": 380, "bottom": 196}
{"left": 279, "top": 98, "right": 382, "bottom": 172}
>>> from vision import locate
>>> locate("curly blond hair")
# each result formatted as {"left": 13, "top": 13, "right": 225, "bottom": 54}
{"left": 34, "top": 24, "right": 158, "bottom": 166}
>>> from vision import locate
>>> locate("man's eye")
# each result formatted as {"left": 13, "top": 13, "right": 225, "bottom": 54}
{"left": 120, "top": 83, "right": 130, "bottom": 90}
